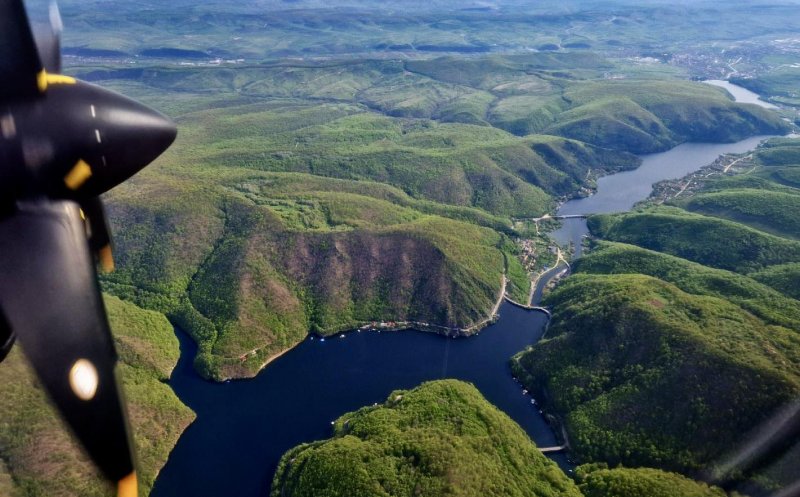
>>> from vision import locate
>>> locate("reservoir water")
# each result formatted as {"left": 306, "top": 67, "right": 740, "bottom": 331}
{"left": 152, "top": 306, "right": 562, "bottom": 497}
{"left": 152, "top": 82, "right": 779, "bottom": 497}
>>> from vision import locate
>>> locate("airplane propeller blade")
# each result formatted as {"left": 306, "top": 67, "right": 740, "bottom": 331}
{"left": 0, "top": 199, "right": 137, "bottom": 493}
{"left": 31, "top": 1, "right": 62, "bottom": 73}
{"left": 80, "top": 196, "right": 115, "bottom": 273}
{"left": 0, "top": 0, "right": 43, "bottom": 100}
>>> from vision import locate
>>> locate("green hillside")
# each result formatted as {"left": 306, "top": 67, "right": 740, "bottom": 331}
{"left": 575, "top": 466, "right": 726, "bottom": 497}
{"left": 677, "top": 189, "right": 800, "bottom": 240}
{"left": 271, "top": 380, "right": 734, "bottom": 497}
{"left": 0, "top": 296, "right": 194, "bottom": 497}
{"left": 78, "top": 52, "right": 788, "bottom": 382}
{"left": 544, "top": 81, "right": 787, "bottom": 154}
{"left": 573, "top": 241, "right": 800, "bottom": 331}
{"left": 271, "top": 380, "right": 583, "bottom": 497}
{"left": 751, "top": 263, "right": 800, "bottom": 300}
{"left": 588, "top": 207, "right": 800, "bottom": 273}
{"left": 104, "top": 168, "right": 523, "bottom": 379}
{"left": 733, "top": 68, "right": 800, "bottom": 107}
{"left": 754, "top": 139, "right": 800, "bottom": 167}
{"left": 512, "top": 274, "right": 799, "bottom": 475}
{"left": 518, "top": 138, "right": 800, "bottom": 493}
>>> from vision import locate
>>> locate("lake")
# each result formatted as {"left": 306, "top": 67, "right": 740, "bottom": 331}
{"left": 152, "top": 304, "right": 566, "bottom": 497}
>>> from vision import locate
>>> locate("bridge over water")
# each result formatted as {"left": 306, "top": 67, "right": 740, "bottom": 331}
{"left": 503, "top": 296, "right": 552, "bottom": 317}
{"left": 539, "top": 445, "right": 567, "bottom": 454}
{"left": 515, "top": 214, "right": 589, "bottom": 222}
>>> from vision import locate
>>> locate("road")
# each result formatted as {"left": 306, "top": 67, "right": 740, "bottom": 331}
{"left": 528, "top": 247, "right": 570, "bottom": 306}
{"left": 724, "top": 153, "right": 753, "bottom": 173}
{"left": 463, "top": 274, "right": 507, "bottom": 333}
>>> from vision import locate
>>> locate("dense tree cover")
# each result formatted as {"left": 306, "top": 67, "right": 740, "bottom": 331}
{"left": 588, "top": 206, "right": 800, "bottom": 273}
{"left": 105, "top": 178, "right": 517, "bottom": 379}
{"left": 518, "top": 138, "right": 800, "bottom": 494}
{"left": 754, "top": 138, "right": 800, "bottom": 167}
{"left": 543, "top": 80, "right": 786, "bottom": 154}
{"left": 750, "top": 263, "right": 800, "bottom": 300}
{"left": 0, "top": 296, "right": 194, "bottom": 497}
{"left": 573, "top": 241, "right": 800, "bottom": 331}
{"left": 677, "top": 189, "right": 800, "bottom": 240}
{"left": 575, "top": 465, "right": 726, "bottom": 497}
{"left": 272, "top": 380, "right": 584, "bottom": 497}
{"left": 272, "top": 380, "right": 740, "bottom": 497}
{"left": 513, "top": 274, "right": 799, "bottom": 475}
{"left": 92, "top": 52, "right": 785, "bottom": 380}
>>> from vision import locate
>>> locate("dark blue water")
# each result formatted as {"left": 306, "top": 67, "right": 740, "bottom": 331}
{"left": 152, "top": 303, "right": 567, "bottom": 497}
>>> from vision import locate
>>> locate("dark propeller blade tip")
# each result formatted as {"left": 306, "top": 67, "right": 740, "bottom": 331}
{"left": 0, "top": 313, "right": 14, "bottom": 363}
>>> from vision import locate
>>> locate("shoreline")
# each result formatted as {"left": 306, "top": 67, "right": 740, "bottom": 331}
{"left": 193, "top": 273, "right": 510, "bottom": 382}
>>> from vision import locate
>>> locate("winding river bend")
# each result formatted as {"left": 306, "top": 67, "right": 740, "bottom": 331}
{"left": 152, "top": 82, "right": 778, "bottom": 497}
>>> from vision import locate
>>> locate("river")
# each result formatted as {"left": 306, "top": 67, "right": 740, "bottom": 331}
{"left": 704, "top": 80, "right": 779, "bottom": 109}
{"left": 551, "top": 77, "right": 779, "bottom": 254}
{"left": 152, "top": 82, "right": 778, "bottom": 497}
{"left": 550, "top": 135, "right": 774, "bottom": 254}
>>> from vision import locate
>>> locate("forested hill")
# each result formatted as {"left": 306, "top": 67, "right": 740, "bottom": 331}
{"left": 43, "top": 0, "right": 792, "bottom": 381}
{"left": 513, "top": 138, "right": 800, "bottom": 495}
{"left": 272, "top": 380, "right": 731, "bottom": 497}
{"left": 86, "top": 52, "right": 786, "bottom": 380}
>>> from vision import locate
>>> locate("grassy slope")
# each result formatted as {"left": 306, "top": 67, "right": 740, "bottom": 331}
{"left": 512, "top": 274, "right": 799, "bottom": 473}
{"left": 0, "top": 296, "right": 194, "bottom": 497}
{"left": 271, "top": 380, "right": 583, "bottom": 497}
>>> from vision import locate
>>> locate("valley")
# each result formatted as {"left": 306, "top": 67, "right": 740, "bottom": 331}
{"left": 1, "top": 1, "right": 799, "bottom": 496}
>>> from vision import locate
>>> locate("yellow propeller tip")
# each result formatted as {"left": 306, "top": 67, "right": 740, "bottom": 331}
{"left": 64, "top": 160, "right": 93, "bottom": 191}
{"left": 100, "top": 245, "right": 115, "bottom": 273}
{"left": 118, "top": 472, "right": 137, "bottom": 497}
{"left": 37, "top": 69, "right": 48, "bottom": 92}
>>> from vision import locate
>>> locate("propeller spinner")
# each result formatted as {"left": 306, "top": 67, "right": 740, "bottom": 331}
{"left": 0, "top": 0, "right": 177, "bottom": 494}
